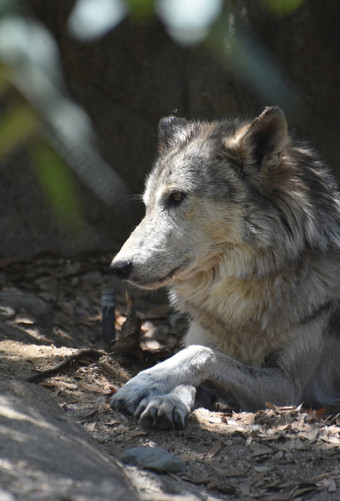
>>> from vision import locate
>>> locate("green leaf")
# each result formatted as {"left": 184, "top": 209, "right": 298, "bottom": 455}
{"left": 0, "top": 103, "right": 39, "bottom": 158}
{"left": 261, "top": 0, "right": 305, "bottom": 15}
{"left": 126, "top": 0, "right": 154, "bottom": 19}
{"left": 0, "top": 64, "right": 12, "bottom": 94}
{"left": 32, "top": 141, "right": 82, "bottom": 228}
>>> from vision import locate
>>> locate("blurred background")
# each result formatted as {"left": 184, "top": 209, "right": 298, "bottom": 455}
{"left": 0, "top": 0, "right": 339, "bottom": 259}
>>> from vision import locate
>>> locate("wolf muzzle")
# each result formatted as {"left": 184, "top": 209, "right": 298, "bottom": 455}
{"left": 110, "top": 260, "right": 133, "bottom": 280}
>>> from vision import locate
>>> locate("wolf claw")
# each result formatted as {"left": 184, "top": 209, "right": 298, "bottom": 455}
{"left": 135, "top": 394, "right": 188, "bottom": 430}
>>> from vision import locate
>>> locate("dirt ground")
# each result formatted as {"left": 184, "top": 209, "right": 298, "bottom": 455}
{"left": 0, "top": 253, "right": 339, "bottom": 501}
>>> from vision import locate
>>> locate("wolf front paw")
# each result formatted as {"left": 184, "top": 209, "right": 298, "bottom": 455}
{"left": 110, "top": 370, "right": 168, "bottom": 416}
{"left": 110, "top": 380, "right": 148, "bottom": 416}
{"left": 135, "top": 394, "right": 190, "bottom": 430}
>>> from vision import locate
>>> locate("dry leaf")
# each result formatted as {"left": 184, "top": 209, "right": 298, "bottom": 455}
{"left": 307, "top": 428, "right": 319, "bottom": 441}
{"left": 254, "top": 465, "right": 274, "bottom": 473}
{"left": 213, "top": 467, "right": 248, "bottom": 477}
{"left": 320, "top": 435, "right": 339, "bottom": 445}
{"left": 291, "top": 485, "right": 316, "bottom": 498}
{"left": 250, "top": 470, "right": 267, "bottom": 486}
{"left": 81, "top": 382, "right": 110, "bottom": 394}
{"left": 265, "top": 402, "right": 277, "bottom": 411}
{"left": 206, "top": 440, "right": 222, "bottom": 459}
{"left": 252, "top": 445, "right": 273, "bottom": 457}
{"left": 246, "top": 437, "right": 253, "bottom": 447}
{"left": 305, "top": 407, "right": 327, "bottom": 423}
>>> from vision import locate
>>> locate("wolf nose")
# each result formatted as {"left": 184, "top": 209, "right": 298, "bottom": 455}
{"left": 110, "top": 260, "right": 133, "bottom": 280}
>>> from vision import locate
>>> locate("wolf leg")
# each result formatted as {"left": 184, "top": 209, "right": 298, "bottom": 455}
{"left": 110, "top": 344, "right": 308, "bottom": 427}
{"left": 110, "top": 345, "right": 210, "bottom": 418}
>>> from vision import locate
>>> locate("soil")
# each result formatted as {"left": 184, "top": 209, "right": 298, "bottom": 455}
{"left": 0, "top": 253, "right": 339, "bottom": 501}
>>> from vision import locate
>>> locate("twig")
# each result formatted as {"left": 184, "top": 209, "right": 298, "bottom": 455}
{"left": 26, "top": 348, "right": 104, "bottom": 383}
{"left": 110, "top": 291, "right": 143, "bottom": 361}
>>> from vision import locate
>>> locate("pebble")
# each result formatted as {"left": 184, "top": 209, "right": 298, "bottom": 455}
{"left": 120, "top": 447, "right": 186, "bottom": 473}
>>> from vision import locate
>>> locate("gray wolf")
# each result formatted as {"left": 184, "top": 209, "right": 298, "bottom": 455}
{"left": 110, "top": 106, "right": 340, "bottom": 430}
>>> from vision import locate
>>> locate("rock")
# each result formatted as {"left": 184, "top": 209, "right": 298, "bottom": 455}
{"left": 0, "top": 380, "right": 140, "bottom": 501}
{"left": 0, "top": 290, "right": 51, "bottom": 317}
{"left": 0, "top": 489, "right": 15, "bottom": 501}
{"left": 121, "top": 447, "right": 186, "bottom": 473}
{"left": 0, "top": 290, "right": 51, "bottom": 318}
{"left": 83, "top": 270, "right": 104, "bottom": 285}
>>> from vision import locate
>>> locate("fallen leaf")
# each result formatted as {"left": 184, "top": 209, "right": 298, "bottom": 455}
{"left": 320, "top": 435, "right": 339, "bottom": 445}
{"left": 277, "top": 423, "right": 291, "bottom": 431}
{"left": 238, "top": 412, "right": 255, "bottom": 425}
{"left": 81, "top": 382, "right": 110, "bottom": 394}
{"left": 291, "top": 484, "right": 317, "bottom": 498}
{"left": 265, "top": 402, "right": 277, "bottom": 411}
{"left": 252, "top": 445, "right": 273, "bottom": 457}
{"left": 307, "top": 428, "right": 319, "bottom": 441}
{"left": 213, "top": 467, "right": 248, "bottom": 477}
{"left": 206, "top": 440, "right": 222, "bottom": 459}
{"left": 306, "top": 407, "right": 327, "bottom": 423}
{"left": 250, "top": 470, "right": 266, "bottom": 486}
{"left": 254, "top": 465, "right": 274, "bottom": 473}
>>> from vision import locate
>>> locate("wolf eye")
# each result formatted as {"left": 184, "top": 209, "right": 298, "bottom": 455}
{"left": 168, "top": 191, "right": 186, "bottom": 207}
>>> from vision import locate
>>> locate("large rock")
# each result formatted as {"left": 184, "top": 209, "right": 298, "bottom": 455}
{"left": 0, "top": 380, "right": 139, "bottom": 500}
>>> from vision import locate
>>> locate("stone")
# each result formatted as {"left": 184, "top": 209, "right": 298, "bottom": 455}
{"left": 0, "top": 290, "right": 51, "bottom": 319}
{"left": 121, "top": 447, "right": 186, "bottom": 473}
{"left": 0, "top": 380, "right": 140, "bottom": 501}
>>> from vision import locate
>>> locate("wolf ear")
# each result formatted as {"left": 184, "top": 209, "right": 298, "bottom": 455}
{"left": 157, "top": 116, "right": 189, "bottom": 154}
{"left": 230, "top": 107, "right": 288, "bottom": 170}
{"left": 244, "top": 107, "right": 288, "bottom": 169}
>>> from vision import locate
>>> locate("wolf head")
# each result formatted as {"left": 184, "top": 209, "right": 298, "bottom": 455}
{"left": 111, "top": 107, "right": 340, "bottom": 289}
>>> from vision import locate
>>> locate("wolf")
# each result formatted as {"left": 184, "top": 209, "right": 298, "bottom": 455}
{"left": 110, "top": 106, "right": 340, "bottom": 430}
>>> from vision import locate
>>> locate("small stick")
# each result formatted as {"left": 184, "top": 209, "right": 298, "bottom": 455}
{"left": 27, "top": 348, "right": 104, "bottom": 383}
{"left": 110, "top": 291, "right": 143, "bottom": 360}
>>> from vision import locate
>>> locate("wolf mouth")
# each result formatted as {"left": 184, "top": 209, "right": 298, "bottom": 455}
{"left": 129, "top": 261, "right": 189, "bottom": 289}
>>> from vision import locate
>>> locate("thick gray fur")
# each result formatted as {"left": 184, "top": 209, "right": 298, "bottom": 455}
{"left": 110, "top": 107, "right": 340, "bottom": 430}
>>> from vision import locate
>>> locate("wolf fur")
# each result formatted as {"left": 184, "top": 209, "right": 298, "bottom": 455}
{"left": 110, "top": 106, "right": 340, "bottom": 430}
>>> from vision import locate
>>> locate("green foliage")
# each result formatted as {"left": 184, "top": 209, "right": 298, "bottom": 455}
{"left": 126, "top": 0, "right": 155, "bottom": 19}
{"left": 32, "top": 141, "right": 81, "bottom": 228}
{"left": 0, "top": 101, "right": 39, "bottom": 159}
{"left": 262, "top": 0, "right": 304, "bottom": 15}
{"left": 0, "top": 64, "right": 11, "bottom": 93}
{"left": 0, "top": 0, "right": 306, "bottom": 230}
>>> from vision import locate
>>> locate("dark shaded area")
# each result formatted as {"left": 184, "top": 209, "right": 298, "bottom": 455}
{"left": 1, "top": 0, "right": 339, "bottom": 258}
